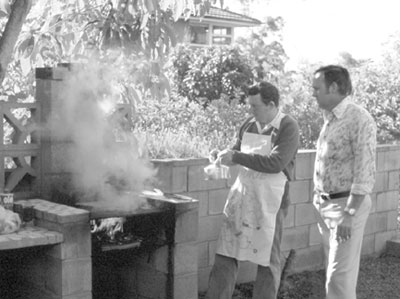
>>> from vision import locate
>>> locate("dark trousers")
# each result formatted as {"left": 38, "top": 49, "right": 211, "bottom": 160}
{"left": 206, "top": 208, "right": 286, "bottom": 299}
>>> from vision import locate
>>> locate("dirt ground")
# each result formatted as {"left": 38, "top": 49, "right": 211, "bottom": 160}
{"left": 199, "top": 254, "right": 400, "bottom": 299}
{"left": 278, "top": 254, "right": 400, "bottom": 299}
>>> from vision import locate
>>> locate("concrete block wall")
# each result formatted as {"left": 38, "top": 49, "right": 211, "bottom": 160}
{"left": 115, "top": 198, "right": 200, "bottom": 299}
{"left": 0, "top": 199, "right": 91, "bottom": 299}
{"left": 31, "top": 199, "right": 92, "bottom": 299}
{"left": 152, "top": 144, "right": 400, "bottom": 292}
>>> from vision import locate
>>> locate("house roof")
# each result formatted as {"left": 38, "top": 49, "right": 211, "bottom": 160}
{"left": 190, "top": 6, "right": 262, "bottom": 27}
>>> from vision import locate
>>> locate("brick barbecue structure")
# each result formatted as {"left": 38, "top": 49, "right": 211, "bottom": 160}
{"left": 0, "top": 65, "right": 199, "bottom": 299}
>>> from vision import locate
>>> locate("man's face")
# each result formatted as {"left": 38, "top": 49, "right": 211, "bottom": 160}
{"left": 248, "top": 94, "right": 271, "bottom": 123}
{"left": 312, "top": 72, "right": 331, "bottom": 110}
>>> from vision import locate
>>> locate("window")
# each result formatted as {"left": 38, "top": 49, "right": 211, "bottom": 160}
{"left": 190, "top": 25, "right": 208, "bottom": 45}
{"left": 212, "top": 26, "right": 232, "bottom": 45}
{"left": 189, "top": 25, "right": 233, "bottom": 46}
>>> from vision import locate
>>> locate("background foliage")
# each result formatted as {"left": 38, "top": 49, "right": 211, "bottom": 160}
{"left": 1, "top": 1, "right": 399, "bottom": 159}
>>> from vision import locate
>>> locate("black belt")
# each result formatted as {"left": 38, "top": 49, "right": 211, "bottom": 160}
{"left": 319, "top": 191, "right": 350, "bottom": 201}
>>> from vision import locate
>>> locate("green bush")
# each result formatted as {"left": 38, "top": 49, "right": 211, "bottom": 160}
{"left": 168, "top": 45, "right": 254, "bottom": 105}
{"left": 134, "top": 93, "right": 249, "bottom": 158}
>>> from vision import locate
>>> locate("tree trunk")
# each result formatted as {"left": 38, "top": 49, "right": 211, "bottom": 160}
{"left": 0, "top": 0, "right": 32, "bottom": 85}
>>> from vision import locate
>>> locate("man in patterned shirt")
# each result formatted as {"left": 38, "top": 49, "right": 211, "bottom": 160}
{"left": 312, "top": 65, "right": 377, "bottom": 299}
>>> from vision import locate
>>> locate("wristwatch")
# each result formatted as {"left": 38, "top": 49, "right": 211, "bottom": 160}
{"left": 344, "top": 206, "right": 356, "bottom": 216}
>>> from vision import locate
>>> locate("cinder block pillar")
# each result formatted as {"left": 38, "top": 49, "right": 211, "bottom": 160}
{"left": 30, "top": 199, "right": 92, "bottom": 299}
{"left": 35, "top": 65, "right": 76, "bottom": 203}
{"left": 171, "top": 197, "right": 199, "bottom": 299}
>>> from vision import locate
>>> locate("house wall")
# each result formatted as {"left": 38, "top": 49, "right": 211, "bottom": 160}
{"left": 173, "top": 20, "right": 189, "bottom": 44}
{"left": 152, "top": 144, "right": 400, "bottom": 292}
{"left": 172, "top": 19, "right": 236, "bottom": 46}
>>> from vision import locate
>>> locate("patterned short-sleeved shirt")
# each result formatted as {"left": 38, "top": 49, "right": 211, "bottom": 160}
{"left": 314, "top": 98, "right": 377, "bottom": 195}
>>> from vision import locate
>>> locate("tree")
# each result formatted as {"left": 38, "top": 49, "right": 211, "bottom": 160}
{"left": 235, "top": 17, "right": 288, "bottom": 83}
{"left": 0, "top": 0, "right": 31, "bottom": 84}
{"left": 0, "top": 0, "right": 219, "bottom": 94}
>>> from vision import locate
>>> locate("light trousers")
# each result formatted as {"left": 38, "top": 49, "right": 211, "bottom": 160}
{"left": 314, "top": 195, "right": 371, "bottom": 299}
{"left": 206, "top": 208, "right": 286, "bottom": 299}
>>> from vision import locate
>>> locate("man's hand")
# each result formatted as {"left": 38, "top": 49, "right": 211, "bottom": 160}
{"left": 336, "top": 214, "right": 352, "bottom": 244}
{"left": 208, "top": 149, "right": 219, "bottom": 164}
{"left": 217, "top": 149, "right": 234, "bottom": 165}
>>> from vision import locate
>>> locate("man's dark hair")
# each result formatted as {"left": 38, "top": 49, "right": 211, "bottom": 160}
{"left": 248, "top": 81, "right": 279, "bottom": 106}
{"left": 315, "top": 65, "right": 352, "bottom": 96}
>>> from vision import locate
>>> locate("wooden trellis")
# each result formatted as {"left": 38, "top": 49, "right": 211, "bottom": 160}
{"left": 0, "top": 99, "right": 41, "bottom": 199}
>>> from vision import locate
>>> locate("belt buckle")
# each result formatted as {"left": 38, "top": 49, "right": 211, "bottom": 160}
{"left": 320, "top": 192, "right": 330, "bottom": 201}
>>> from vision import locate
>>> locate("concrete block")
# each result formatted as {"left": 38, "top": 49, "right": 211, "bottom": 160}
{"left": 45, "top": 256, "right": 91, "bottom": 296}
{"left": 31, "top": 200, "right": 89, "bottom": 224}
{"left": 364, "top": 213, "right": 387, "bottom": 235}
{"left": 153, "top": 163, "right": 188, "bottom": 193}
{"left": 376, "top": 150, "right": 385, "bottom": 172}
{"left": 373, "top": 171, "right": 387, "bottom": 193}
{"left": 294, "top": 151, "right": 315, "bottom": 180}
{"left": 197, "top": 241, "right": 209, "bottom": 268}
{"left": 283, "top": 205, "right": 295, "bottom": 228}
{"left": 174, "top": 242, "right": 198, "bottom": 275}
{"left": 175, "top": 209, "right": 199, "bottom": 243}
{"left": 281, "top": 225, "right": 309, "bottom": 251}
{"left": 208, "top": 240, "right": 218, "bottom": 265}
{"left": 387, "top": 210, "right": 398, "bottom": 231}
{"left": 375, "top": 230, "right": 397, "bottom": 254}
{"left": 369, "top": 193, "right": 377, "bottom": 213}
{"left": 55, "top": 208, "right": 89, "bottom": 224}
{"left": 309, "top": 223, "right": 322, "bottom": 246}
{"left": 174, "top": 273, "right": 198, "bottom": 299}
{"left": 0, "top": 227, "right": 63, "bottom": 250}
{"left": 290, "top": 245, "right": 324, "bottom": 273}
{"left": 388, "top": 170, "right": 400, "bottom": 190}
{"left": 289, "top": 180, "right": 311, "bottom": 204}
{"left": 384, "top": 150, "right": 400, "bottom": 171}
{"left": 198, "top": 266, "right": 212, "bottom": 293}
{"left": 208, "top": 189, "right": 229, "bottom": 215}
{"left": 185, "top": 190, "right": 208, "bottom": 217}
{"left": 386, "top": 238, "right": 400, "bottom": 257}
{"left": 198, "top": 215, "right": 223, "bottom": 242}
{"left": 44, "top": 222, "right": 91, "bottom": 260}
{"left": 295, "top": 203, "right": 317, "bottom": 226}
{"left": 361, "top": 234, "right": 375, "bottom": 256}
{"left": 376, "top": 191, "right": 398, "bottom": 212}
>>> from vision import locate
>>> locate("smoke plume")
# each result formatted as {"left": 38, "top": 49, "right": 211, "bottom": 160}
{"left": 49, "top": 63, "right": 155, "bottom": 207}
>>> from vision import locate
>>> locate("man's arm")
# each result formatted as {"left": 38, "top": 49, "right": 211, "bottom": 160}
{"left": 230, "top": 117, "right": 300, "bottom": 173}
{"left": 347, "top": 114, "right": 377, "bottom": 208}
{"left": 337, "top": 114, "right": 377, "bottom": 243}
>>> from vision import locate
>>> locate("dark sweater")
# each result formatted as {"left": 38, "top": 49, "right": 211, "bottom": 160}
{"left": 231, "top": 113, "right": 300, "bottom": 209}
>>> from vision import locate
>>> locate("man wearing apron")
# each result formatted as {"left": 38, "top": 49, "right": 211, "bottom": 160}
{"left": 206, "top": 81, "right": 300, "bottom": 299}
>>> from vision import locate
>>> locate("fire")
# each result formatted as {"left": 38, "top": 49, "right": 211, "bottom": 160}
{"left": 90, "top": 217, "right": 125, "bottom": 241}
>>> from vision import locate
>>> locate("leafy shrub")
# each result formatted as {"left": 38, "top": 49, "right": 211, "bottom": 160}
{"left": 351, "top": 61, "right": 400, "bottom": 144}
{"left": 134, "top": 92, "right": 249, "bottom": 158}
{"left": 168, "top": 45, "right": 254, "bottom": 105}
{"left": 279, "top": 69, "right": 323, "bottom": 149}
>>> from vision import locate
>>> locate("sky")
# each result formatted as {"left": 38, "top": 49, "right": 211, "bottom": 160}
{"left": 230, "top": 0, "right": 400, "bottom": 67}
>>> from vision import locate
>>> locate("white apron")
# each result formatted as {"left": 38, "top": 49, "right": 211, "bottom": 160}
{"left": 216, "top": 130, "right": 287, "bottom": 266}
